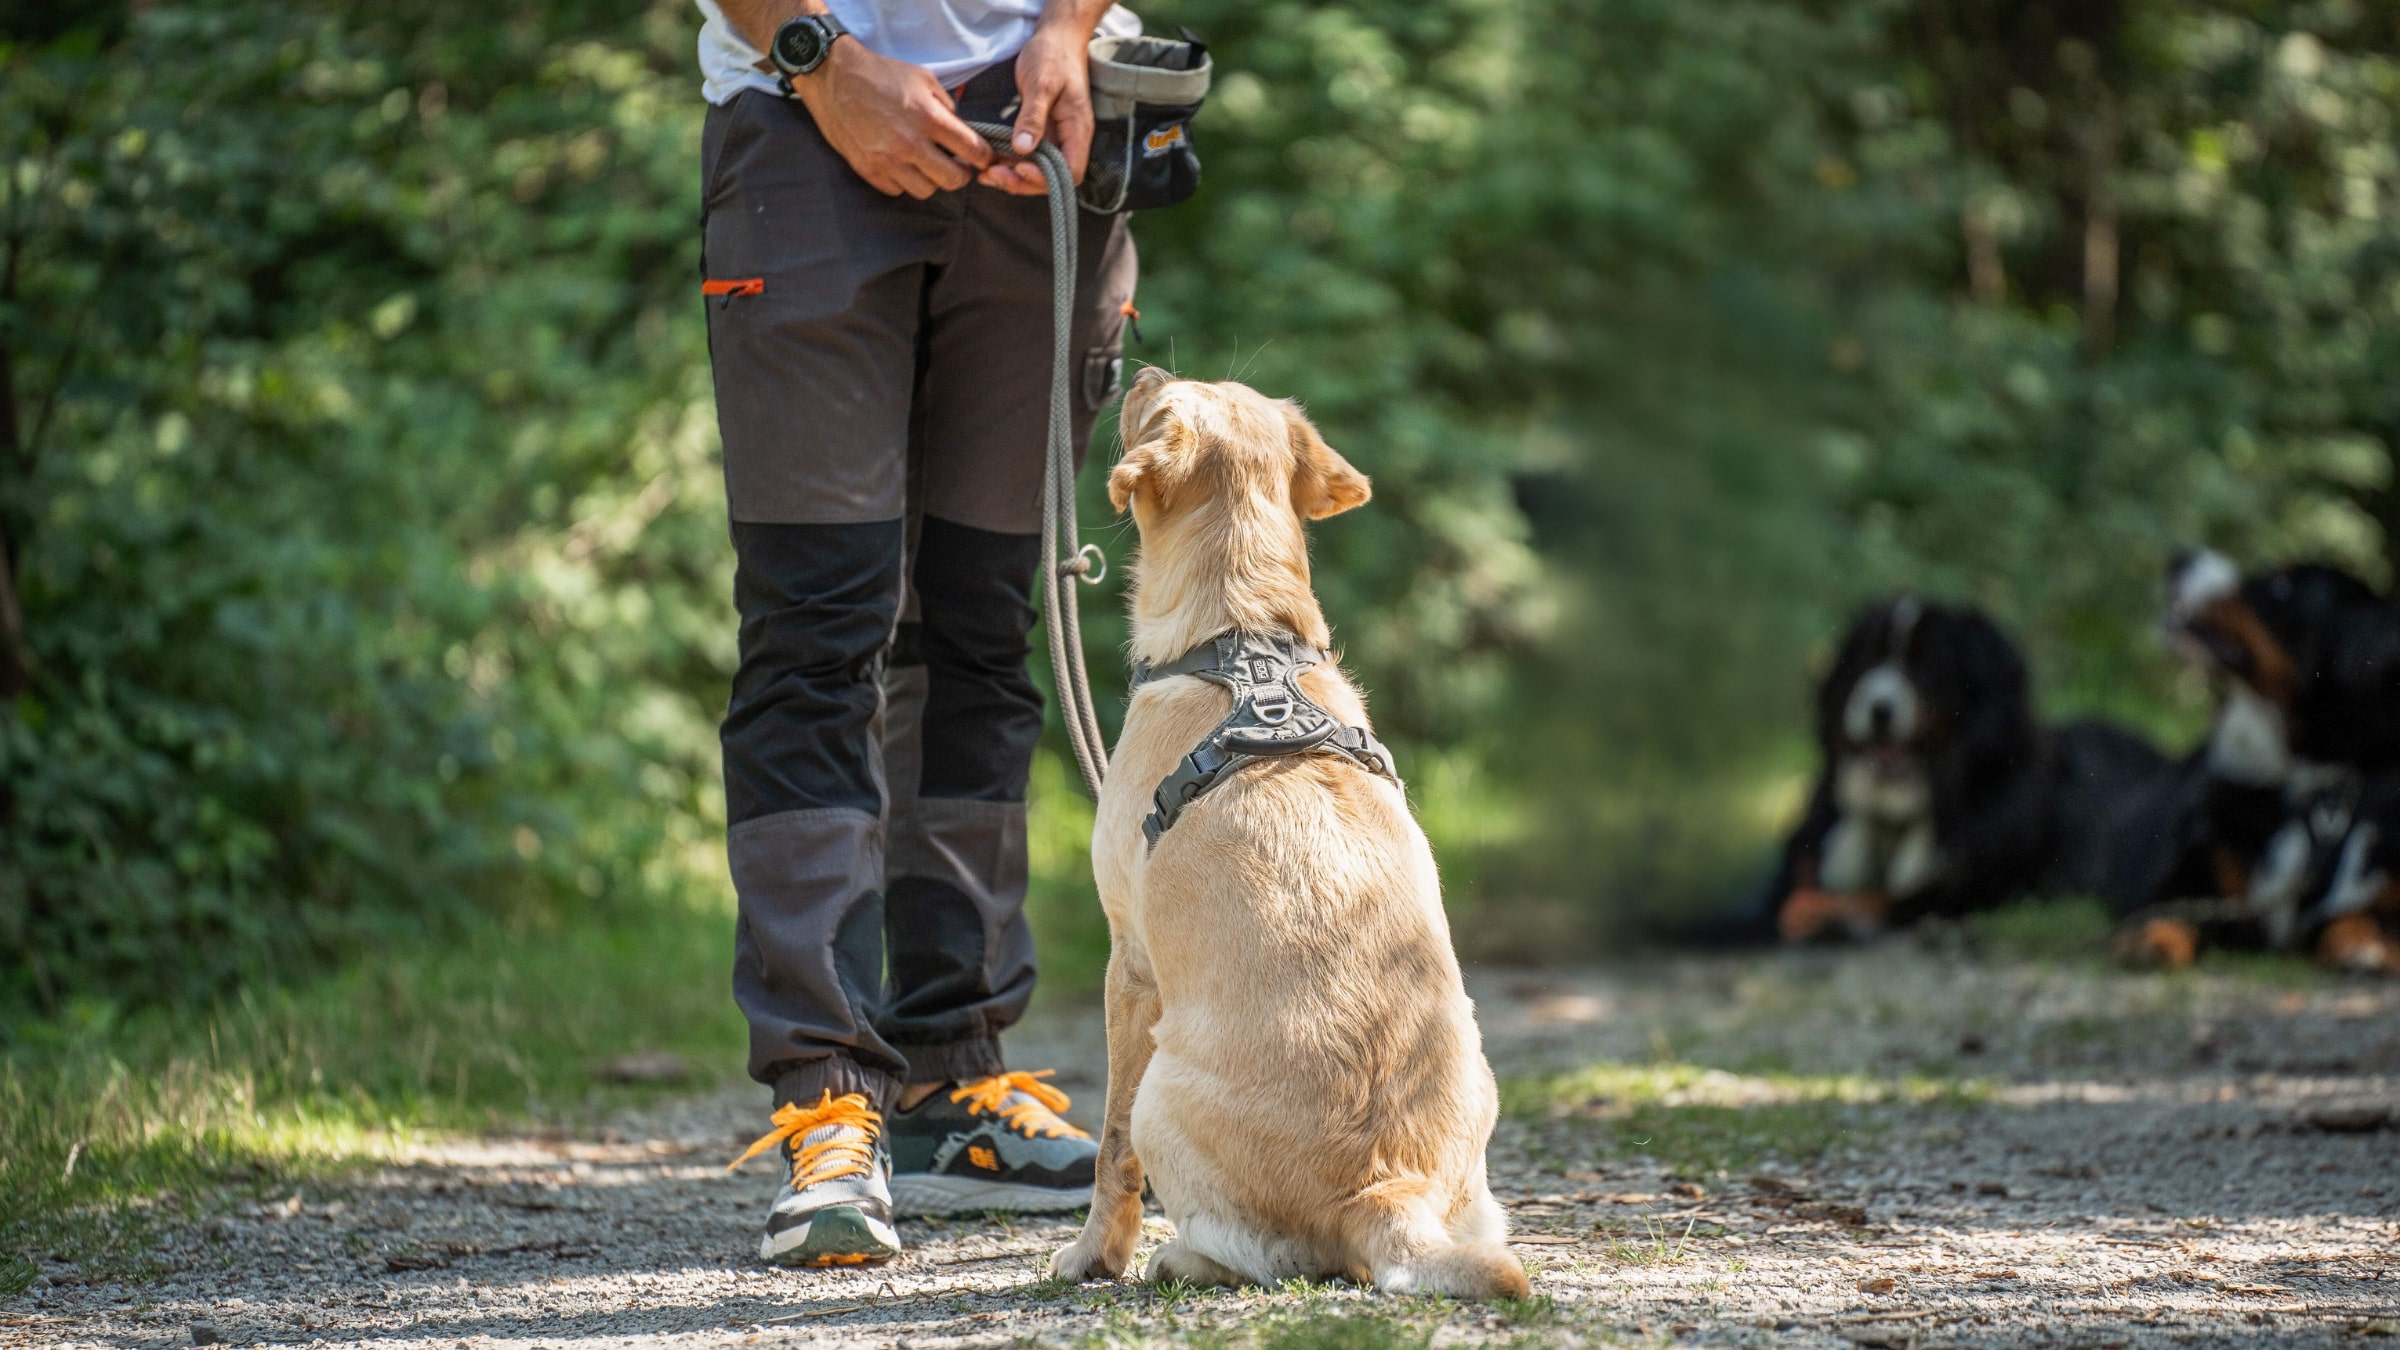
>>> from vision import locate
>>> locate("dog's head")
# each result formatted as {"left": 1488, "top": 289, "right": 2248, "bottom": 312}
{"left": 2164, "top": 551, "right": 2400, "bottom": 778}
{"left": 1109, "top": 367, "right": 1370, "bottom": 527}
{"left": 1817, "top": 597, "right": 2033, "bottom": 822}
{"left": 1109, "top": 369, "right": 1370, "bottom": 654}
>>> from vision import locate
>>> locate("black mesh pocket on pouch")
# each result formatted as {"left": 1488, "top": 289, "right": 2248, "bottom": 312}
{"left": 1079, "top": 34, "right": 1210, "bottom": 215}
{"left": 1082, "top": 100, "right": 1203, "bottom": 214}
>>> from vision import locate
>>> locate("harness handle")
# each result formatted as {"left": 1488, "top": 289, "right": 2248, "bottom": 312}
{"left": 968, "top": 123, "right": 1111, "bottom": 798}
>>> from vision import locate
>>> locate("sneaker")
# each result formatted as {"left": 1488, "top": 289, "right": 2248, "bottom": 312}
{"left": 728, "top": 1091, "right": 902, "bottom": 1266}
{"left": 886, "top": 1070, "right": 1097, "bottom": 1216}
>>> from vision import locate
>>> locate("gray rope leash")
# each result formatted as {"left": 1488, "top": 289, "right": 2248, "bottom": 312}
{"left": 967, "top": 123, "right": 1110, "bottom": 798}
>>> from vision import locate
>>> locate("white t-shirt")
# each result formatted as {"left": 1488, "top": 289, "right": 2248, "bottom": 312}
{"left": 693, "top": 0, "right": 1140, "bottom": 104}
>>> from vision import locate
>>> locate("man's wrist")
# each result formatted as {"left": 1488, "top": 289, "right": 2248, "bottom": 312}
{"left": 770, "top": 12, "right": 850, "bottom": 93}
{"left": 785, "top": 42, "right": 844, "bottom": 106}
{"left": 1032, "top": 0, "right": 1111, "bottom": 41}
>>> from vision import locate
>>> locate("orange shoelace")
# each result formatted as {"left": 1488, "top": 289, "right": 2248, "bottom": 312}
{"left": 949, "top": 1070, "right": 1089, "bottom": 1140}
{"left": 726, "top": 1091, "right": 883, "bottom": 1189}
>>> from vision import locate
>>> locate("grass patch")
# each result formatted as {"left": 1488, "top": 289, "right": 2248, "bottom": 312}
{"left": 4, "top": 750, "right": 1113, "bottom": 1299}
{"left": 1253, "top": 1311, "right": 1435, "bottom": 1350}
{"left": 2190, "top": 948, "right": 2323, "bottom": 988}
{"left": 1501, "top": 1061, "right": 1984, "bottom": 1174}
{"left": 1, "top": 884, "right": 746, "bottom": 1297}
{"left": 1963, "top": 897, "right": 2115, "bottom": 961}
{"left": 1599, "top": 1213, "right": 1701, "bottom": 1266}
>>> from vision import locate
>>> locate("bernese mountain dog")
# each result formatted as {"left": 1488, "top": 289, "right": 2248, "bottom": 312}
{"left": 2108, "top": 552, "right": 2400, "bottom": 970}
{"left": 1765, "top": 597, "right": 2169, "bottom": 942}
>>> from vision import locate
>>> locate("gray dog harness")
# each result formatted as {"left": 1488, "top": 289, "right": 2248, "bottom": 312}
{"left": 1129, "top": 630, "right": 1404, "bottom": 847}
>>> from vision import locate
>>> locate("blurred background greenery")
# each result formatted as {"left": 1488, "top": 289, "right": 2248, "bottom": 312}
{"left": 5, "top": 0, "right": 2400, "bottom": 1271}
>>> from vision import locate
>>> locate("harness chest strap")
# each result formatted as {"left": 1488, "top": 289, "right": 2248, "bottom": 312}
{"left": 1129, "top": 629, "right": 1403, "bottom": 847}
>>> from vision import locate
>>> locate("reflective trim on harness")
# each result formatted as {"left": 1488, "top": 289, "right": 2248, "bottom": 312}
{"left": 1130, "top": 629, "right": 1404, "bottom": 847}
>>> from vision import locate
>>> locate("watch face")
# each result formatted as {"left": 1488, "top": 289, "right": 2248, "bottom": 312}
{"left": 774, "top": 20, "right": 825, "bottom": 73}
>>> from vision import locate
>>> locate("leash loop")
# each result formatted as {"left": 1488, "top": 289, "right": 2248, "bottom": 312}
{"left": 969, "top": 122, "right": 1110, "bottom": 799}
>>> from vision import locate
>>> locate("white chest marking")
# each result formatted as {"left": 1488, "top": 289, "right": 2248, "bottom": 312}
{"left": 2209, "top": 685, "right": 2292, "bottom": 786}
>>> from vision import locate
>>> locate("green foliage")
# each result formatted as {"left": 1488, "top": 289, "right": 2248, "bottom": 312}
{"left": 1129, "top": 0, "right": 2400, "bottom": 940}
{"left": 9, "top": 0, "right": 2400, "bottom": 1007}
{"left": 0, "top": 1, "right": 725, "bottom": 1011}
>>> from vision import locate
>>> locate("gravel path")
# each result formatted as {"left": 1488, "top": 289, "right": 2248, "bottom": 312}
{"left": 11, "top": 939, "right": 2399, "bottom": 1348}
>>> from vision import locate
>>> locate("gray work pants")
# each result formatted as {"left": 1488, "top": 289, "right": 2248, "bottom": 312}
{"left": 699, "top": 65, "right": 1137, "bottom": 1112}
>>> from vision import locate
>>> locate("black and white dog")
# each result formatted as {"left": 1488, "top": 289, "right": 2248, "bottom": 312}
{"left": 1765, "top": 597, "right": 2166, "bottom": 942}
{"left": 2109, "top": 552, "right": 2400, "bottom": 969}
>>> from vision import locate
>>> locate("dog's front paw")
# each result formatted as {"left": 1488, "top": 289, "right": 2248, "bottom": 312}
{"left": 1050, "top": 1234, "right": 1130, "bottom": 1283}
{"left": 2112, "top": 916, "right": 2198, "bottom": 970}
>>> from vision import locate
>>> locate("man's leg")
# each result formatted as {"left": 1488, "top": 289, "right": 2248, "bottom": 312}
{"left": 879, "top": 160, "right": 1138, "bottom": 1070}
{"left": 878, "top": 517, "right": 1045, "bottom": 1078}
{"left": 876, "top": 66, "right": 1139, "bottom": 1211}
{"left": 702, "top": 87, "right": 959, "bottom": 1264}
{"left": 724, "top": 520, "right": 910, "bottom": 1109}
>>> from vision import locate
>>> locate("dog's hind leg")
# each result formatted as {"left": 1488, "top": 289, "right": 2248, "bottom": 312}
{"left": 1349, "top": 1194, "right": 1529, "bottom": 1301}
{"left": 1147, "top": 1239, "right": 1245, "bottom": 1288}
{"left": 1448, "top": 1179, "right": 1508, "bottom": 1247}
{"left": 1051, "top": 946, "right": 1162, "bottom": 1282}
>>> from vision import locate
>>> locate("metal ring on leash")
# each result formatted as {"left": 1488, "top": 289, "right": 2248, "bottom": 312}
{"left": 967, "top": 123, "right": 1111, "bottom": 799}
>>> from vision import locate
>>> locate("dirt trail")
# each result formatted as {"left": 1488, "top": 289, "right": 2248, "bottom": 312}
{"left": 11, "top": 941, "right": 2399, "bottom": 1348}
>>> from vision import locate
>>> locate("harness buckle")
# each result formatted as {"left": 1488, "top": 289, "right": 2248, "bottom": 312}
{"left": 1250, "top": 684, "right": 1294, "bottom": 724}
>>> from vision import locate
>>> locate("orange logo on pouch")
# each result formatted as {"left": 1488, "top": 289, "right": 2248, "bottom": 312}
{"left": 1142, "top": 123, "right": 1188, "bottom": 158}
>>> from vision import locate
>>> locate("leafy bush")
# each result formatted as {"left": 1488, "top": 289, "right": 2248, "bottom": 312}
{"left": 9, "top": 0, "right": 2400, "bottom": 1006}
{"left": 0, "top": 2, "right": 727, "bottom": 1011}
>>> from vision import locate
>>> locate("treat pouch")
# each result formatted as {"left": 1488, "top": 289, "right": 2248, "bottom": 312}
{"left": 1082, "top": 34, "right": 1211, "bottom": 214}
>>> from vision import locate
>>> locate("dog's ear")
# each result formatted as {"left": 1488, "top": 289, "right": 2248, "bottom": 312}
{"left": 1109, "top": 373, "right": 1190, "bottom": 514}
{"left": 1287, "top": 406, "right": 1370, "bottom": 521}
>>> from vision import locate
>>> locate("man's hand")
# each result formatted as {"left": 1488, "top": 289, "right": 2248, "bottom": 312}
{"left": 794, "top": 41, "right": 994, "bottom": 199}
{"left": 978, "top": 17, "right": 1097, "bottom": 195}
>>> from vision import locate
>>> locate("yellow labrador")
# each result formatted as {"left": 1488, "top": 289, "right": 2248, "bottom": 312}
{"left": 1048, "top": 369, "right": 1526, "bottom": 1300}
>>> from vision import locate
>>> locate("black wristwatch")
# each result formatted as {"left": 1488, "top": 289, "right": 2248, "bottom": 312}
{"left": 769, "top": 13, "right": 849, "bottom": 93}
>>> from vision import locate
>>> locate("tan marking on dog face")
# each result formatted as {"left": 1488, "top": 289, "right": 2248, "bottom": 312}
{"left": 2193, "top": 593, "right": 2298, "bottom": 705}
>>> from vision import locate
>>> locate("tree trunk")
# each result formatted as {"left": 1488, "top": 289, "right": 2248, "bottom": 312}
{"left": 1962, "top": 198, "right": 2007, "bottom": 305}
{"left": 2079, "top": 98, "right": 2120, "bottom": 359}
{"left": 0, "top": 330, "right": 28, "bottom": 702}
{"left": 0, "top": 222, "right": 31, "bottom": 699}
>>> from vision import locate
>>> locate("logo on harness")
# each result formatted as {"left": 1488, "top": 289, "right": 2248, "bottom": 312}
{"left": 1142, "top": 123, "right": 1189, "bottom": 159}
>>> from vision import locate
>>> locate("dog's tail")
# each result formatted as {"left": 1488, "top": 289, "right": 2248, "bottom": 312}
{"left": 1353, "top": 1197, "right": 1529, "bottom": 1301}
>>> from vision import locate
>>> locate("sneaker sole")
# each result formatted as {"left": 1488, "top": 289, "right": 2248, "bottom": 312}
{"left": 889, "top": 1173, "right": 1093, "bottom": 1217}
{"left": 760, "top": 1204, "right": 902, "bottom": 1267}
